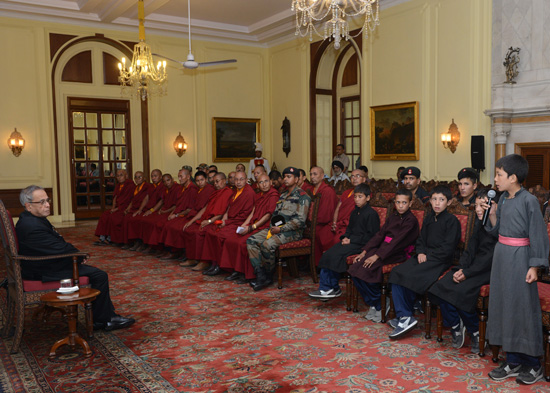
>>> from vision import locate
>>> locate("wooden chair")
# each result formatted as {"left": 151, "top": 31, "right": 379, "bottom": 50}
{"left": 425, "top": 199, "right": 476, "bottom": 339}
{"left": 276, "top": 195, "right": 320, "bottom": 289}
{"left": 347, "top": 196, "right": 427, "bottom": 322}
{"left": 0, "top": 200, "right": 90, "bottom": 353}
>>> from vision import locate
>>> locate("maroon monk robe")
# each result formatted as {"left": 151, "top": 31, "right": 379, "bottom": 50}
{"left": 148, "top": 182, "right": 198, "bottom": 246}
{"left": 94, "top": 178, "right": 135, "bottom": 238}
{"left": 315, "top": 188, "right": 355, "bottom": 264}
{"left": 218, "top": 187, "right": 279, "bottom": 278}
{"left": 348, "top": 209, "right": 419, "bottom": 283}
{"left": 121, "top": 182, "right": 152, "bottom": 243}
{"left": 126, "top": 182, "right": 165, "bottom": 241}
{"left": 312, "top": 181, "right": 338, "bottom": 264}
{"left": 140, "top": 183, "right": 180, "bottom": 245}
{"left": 200, "top": 185, "right": 256, "bottom": 262}
{"left": 182, "top": 186, "right": 234, "bottom": 260}
{"left": 162, "top": 184, "right": 214, "bottom": 249}
{"left": 301, "top": 182, "right": 314, "bottom": 193}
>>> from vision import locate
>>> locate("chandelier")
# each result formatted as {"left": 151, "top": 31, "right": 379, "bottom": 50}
{"left": 118, "top": 0, "right": 167, "bottom": 101}
{"left": 292, "top": 0, "right": 380, "bottom": 50}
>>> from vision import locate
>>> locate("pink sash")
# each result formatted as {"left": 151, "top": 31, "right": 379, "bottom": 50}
{"left": 499, "top": 235, "right": 530, "bottom": 247}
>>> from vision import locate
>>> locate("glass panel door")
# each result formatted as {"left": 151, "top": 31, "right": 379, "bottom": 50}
{"left": 341, "top": 96, "right": 361, "bottom": 172}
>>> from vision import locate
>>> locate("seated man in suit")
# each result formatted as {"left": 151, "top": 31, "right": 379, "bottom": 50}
{"left": 16, "top": 185, "right": 135, "bottom": 331}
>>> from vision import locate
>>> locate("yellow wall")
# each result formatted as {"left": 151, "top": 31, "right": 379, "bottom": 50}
{"left": 0, "top": 0, "right": 492, "bottom": 220}
{"left": 268, "top": 0, "right": 492, "bottom": 183}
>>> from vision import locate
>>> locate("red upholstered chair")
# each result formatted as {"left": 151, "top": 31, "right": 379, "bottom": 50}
{"left": 424, "top": 200, "right": 475, "bottom": 339}
{"left": 0, "top": 200, "right": 90, "bottom": 354}
{"left": 276, "top": 195, "right": 320, "bottom": 289}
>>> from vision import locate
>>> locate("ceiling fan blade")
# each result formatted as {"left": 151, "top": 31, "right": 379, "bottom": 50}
{"left": 152, "top": 53, "right": 184, "bottom": 65}
{"left": 198, "top": 59, "right": 238, "bottom": 67}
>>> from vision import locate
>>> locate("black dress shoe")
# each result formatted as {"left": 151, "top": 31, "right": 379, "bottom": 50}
{"left": 93, "top": 322, "right": 106, "bottom": 330}
{"left": 93, "top": 240, "right": 107, "bottom": 246}
{"left": 202, "top": 264, "right": 216, "bottom": 275}
{"left": 236, "top": 277, "right": 249, "bottom": 285}
{"left": 104, "top": 315, "right": 135, "bottom": 331}
{"left": 205, "top": 266, "right": 221, "bottom": 276}
{"left": 225, "top": 271, "right": 241, "bottom": 281}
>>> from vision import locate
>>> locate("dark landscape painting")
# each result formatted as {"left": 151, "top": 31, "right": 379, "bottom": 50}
{"left": 370, "top": 102, "right": 419, "bottom": 160}
{"left": 212, "top": 118, "right": 260, "bottom": 162}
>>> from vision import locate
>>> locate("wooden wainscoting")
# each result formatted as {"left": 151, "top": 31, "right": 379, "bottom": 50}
{"left": 0, "top": 188, "right": 53, "bottom": 217}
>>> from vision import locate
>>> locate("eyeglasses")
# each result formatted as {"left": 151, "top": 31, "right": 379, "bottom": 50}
{"left": 29, "top": 198, "right": 51, "bottom": 205}
{"left": 350, "top": 174, "right": 365, "bottom": 178}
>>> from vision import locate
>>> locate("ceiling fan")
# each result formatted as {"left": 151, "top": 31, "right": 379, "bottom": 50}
{"left": 153, "top": 0, "right": 237, "bottom": 70}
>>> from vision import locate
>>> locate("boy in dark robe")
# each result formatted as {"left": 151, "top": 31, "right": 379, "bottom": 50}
{"left": 485, "top": 154, "right": 549, "bottom": 385}
{"left": 429, "top": 188, "right": 498, "bottom": 353}
{"left": 308, "top": 183, "right": 379, "bottom": 300}
{"left": 456, "top": 167, "right": 479, "bottom": 208}
{"left": 388, "top": 185, "right": 461, "bottom": 339}
{"left": 348, "top": 188, "right": 419, "bottom": 323}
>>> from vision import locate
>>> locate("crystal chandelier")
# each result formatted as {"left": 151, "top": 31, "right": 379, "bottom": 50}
{"left": 118, "top": 0, "right": 167, "bottom": 101}
{"left": 292, "top": 0, "right": 380, "bottom": 50}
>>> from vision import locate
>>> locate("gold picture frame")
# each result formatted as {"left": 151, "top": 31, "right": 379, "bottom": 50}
{"left": 370, "top": 101, "right": 419, "bottom": 161}
{"left": 212, "top": 117, "right": 261, "bottom": 162}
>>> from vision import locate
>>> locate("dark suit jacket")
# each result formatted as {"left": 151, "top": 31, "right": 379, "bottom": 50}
{"left": 15, "top": 210, "right": 81, "bottom": 281}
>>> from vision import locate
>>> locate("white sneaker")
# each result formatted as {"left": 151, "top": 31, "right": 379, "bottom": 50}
{"left": 364, "top": 307, "right": 377, "bottom": 320}
{"left": 371, "top": 298, "right": 391, "bottom": 323}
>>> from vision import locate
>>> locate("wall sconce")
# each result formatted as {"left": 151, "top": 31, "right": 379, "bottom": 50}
{"left": 441, "top": 119, "right": 460, "bottom": 153}
{"left": 7, "top": 128, "right": 25, "bottom": 157}
{"left": 173, "top": 132, "right": 188, "bottom": 157}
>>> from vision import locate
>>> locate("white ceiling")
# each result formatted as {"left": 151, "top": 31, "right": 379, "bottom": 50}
{"left": 0, "top": 0, "right": 411, "bottom": 46}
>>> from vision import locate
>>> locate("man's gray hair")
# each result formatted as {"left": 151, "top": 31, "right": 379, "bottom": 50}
{"left": 20, "top": 185, "right": 44, "bottom": 206}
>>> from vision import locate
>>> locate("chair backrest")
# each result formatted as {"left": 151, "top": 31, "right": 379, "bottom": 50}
{"left": 370, "top": 193, "right": 390, "bottom": 226}
{"left": 409, "top": 196, "right": 427, "bottom": 229}
{"left": 447, "top": 199, "right": 475, "bottom": 256}
{"left": 0, "top": 199, "right": 25, "bottom": 299}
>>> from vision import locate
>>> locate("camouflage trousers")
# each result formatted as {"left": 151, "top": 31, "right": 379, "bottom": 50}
{"left": 246, "top": 228, "right": 302, "bottom": 271}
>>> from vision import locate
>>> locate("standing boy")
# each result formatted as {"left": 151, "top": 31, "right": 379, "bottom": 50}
{"left": 388, "top": 185, "right": 461, "bottom": 338}
{"left": 485, "top": 154, "right": 549, "bottom": 385}
{"left": 348, "top": 188, "right": 419, "bottom": 323}
{"left": 308, "top": 183, "right": 380, "bottom": 300}
{"left": 428, "top": 188, "right": 498, "bottom": 353}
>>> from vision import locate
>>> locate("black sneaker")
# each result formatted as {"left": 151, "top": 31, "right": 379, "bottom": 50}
{"left": 516, "top": 365, "right": 543, "bottom": 385}
{"left": 450, "top": 320, "right": 466, "bottom": 349}
{"left": 488, "top": 362, "right": 522, "bottom": 381}
{"left": 387, "top": 318, "right": 399, "bottom": 329}
{"left": 388, "top": 316, "right": 418, "bottom": 339}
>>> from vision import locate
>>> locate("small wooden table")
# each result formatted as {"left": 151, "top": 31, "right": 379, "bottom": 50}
{"left": 40, "top": 288, "right": 100, "bottom": 358}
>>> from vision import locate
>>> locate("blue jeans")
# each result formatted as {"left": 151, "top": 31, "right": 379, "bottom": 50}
{"left": 319, "top": 268, "right": 341, "bottom": 292}
{"left": 507, "top": 352, "right": 541, "bottom": 368}
{"left": 438, "top": 299, "right": 479, "bottom": 333}
{"left": 353, "top": 277, "right": 382, "bottom": 310}
{"left": 391, "top": 284, "right": 417, "bottom": 318}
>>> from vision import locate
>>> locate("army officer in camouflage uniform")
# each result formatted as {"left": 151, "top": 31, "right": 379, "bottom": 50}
{"left": 247, "top": 167, "right": 311, "bottom": 291}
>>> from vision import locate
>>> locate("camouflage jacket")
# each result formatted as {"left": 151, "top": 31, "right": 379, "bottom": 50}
{"left": 272, "top": 186, "right": 311, "bottom": 236}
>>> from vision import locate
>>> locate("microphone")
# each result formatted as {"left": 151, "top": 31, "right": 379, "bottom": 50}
{"left": 482, "top": 189, "right": 497, "bottom": 226}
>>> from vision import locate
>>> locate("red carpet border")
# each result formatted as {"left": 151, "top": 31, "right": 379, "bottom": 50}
{"left": 1, "top": 224, "right": 549, "bottom": 392}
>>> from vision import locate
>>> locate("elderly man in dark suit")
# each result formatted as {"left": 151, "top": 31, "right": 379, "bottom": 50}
{"left": 15, "top": 185, "right": 134, "bottom": 331}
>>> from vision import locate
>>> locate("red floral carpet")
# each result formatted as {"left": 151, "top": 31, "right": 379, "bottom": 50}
{"left": 1, "top": 223, "right": 549, "bottom": 392}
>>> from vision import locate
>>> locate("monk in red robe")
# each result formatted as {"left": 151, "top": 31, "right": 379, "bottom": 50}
{"left": 120, "top": 171, "right": 152, "bottom": 248}
{"left": 310, "top": 166, "right": 338, "bottom": 264}
{"left": 94, "top": 169, "right": 135, "bottom": 246}
{"left": 126, "top": 169, "right": 164, "bottom": 250}
{"left": 182, "top": 172, "right": 234, "bottom": 271}
{"left": 139, "top": 174, "right": 179, "bottom": 254}
{"left": 163, "top": 171, "right": 214, "bottom": 260}
{"left": 218, "top": 174, "right": 279, "bottom": 283}
{"left": 315, "top": 168, "right": 368, "bottom": 261}
{"left": 199, "top": 171, "right": 256, "bottom": 276}
{"left": 154, "top": 169, "right": 198, "bottom": 259}
{"left": 249, "top": 165, "right": 266, "bottom": 192}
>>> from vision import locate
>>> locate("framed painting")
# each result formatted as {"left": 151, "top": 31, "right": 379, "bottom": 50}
{"left": 212, "top": 117, "right": 261, "bottom": 162}
{"left": 370, "top": 101, "right": 419, "bottom": 161}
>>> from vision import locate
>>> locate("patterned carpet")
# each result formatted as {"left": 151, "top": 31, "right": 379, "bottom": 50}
{"left": 1, "top": 224, "right": 549, "bottom": 392}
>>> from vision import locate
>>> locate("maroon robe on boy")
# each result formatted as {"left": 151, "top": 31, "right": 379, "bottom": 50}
{"left": 312, "top": 181, "right": 338, "bottom": 264}
{"left": 218, "top": 187, "right": 279, "bottom": 278}
{"left": 120, "top": 182, "right": 152, "bottom": 243}
{"left": 181, "top": 186, "right": 234, "bottom": 259}
{"left": 348, "top": 209, "right": 419, "bottom": 283}
{"left": 162, "top": 184, "right": 214, "bottom": 249}
{"left": 94, "top": 178, "right": 135, "bottom": 239}
{"left": 200, "top": 185, "right": 256, "bottom": 262}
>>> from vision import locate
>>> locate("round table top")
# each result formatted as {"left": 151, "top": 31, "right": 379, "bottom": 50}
{"left": 40, "top": 287, "right": 101, "bottom": 304}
